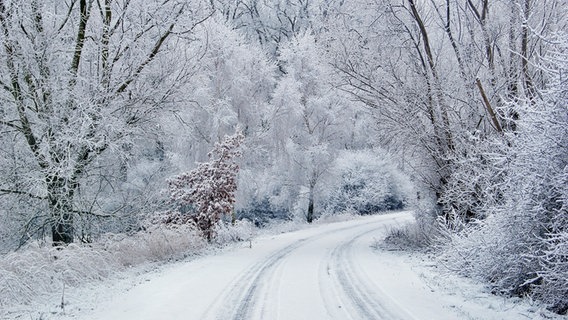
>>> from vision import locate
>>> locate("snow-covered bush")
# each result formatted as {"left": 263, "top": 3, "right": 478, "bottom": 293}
{"left": 162, "top": 131, "right": 244, "bottom": 240}
{"left": 440, "top": 211, "right": 543, "bottom": 296}
{"left": 322, "top": 150, "right": 414, "bottom": 216}
{"left": 102, "top": 224, "right": 206, "bottom": 266}
{"left": 0, "top": 244, "right": 118, "bottom": 309}
{"left": 212, "top": 219, "right": 256, "bottom": 245}
{"left": 540, "top": 212, "right": 568, "bottom": 313}
{"left": 234, "top": 166, "right": 294, "bottom": 227}
{"left": 438, "top": 135, "right": 508, "bottom": 223}
{"left": 531, "top": 35, "right": 568, "bottom": 313}
{"left": 382, "top": 210, "right": 442, "bottom": 251}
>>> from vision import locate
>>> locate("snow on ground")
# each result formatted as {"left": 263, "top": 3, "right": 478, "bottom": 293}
{"left": 6, "top": 211, "right": 564, "bottom": 320}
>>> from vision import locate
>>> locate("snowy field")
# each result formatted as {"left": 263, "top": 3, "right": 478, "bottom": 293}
{"left": 4, "top": 211, "right": 564, "bottom": 320}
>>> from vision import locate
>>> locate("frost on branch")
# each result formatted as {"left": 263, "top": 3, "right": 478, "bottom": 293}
{"left": 162, "top": 131, "right": 244, "bottom": 240}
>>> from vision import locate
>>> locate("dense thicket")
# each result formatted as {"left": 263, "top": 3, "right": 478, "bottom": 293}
{"left": 442, "top": 31, "right": 568, "bottom": 313}
{"left": 0, "top": 0, "right": 565, "bottom": 312}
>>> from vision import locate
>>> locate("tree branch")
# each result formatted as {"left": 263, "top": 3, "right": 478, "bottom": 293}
{"left": 476, "top": 78, "right": 502, "bottom": 133}
{"left": 115, "top": 23, "right": 174, "bottom": 94}
{"left": 0, "top": 0, "right": 49, "bottom": 169}
{"left": 0, "top": 188, "right": 46, "bottom": 200}
{"left": 57, "top": 0, "right": 78, "bottom": 33}
{"left": 69, "top": 0, "right": 92, "bottom": 88}
{"left": 0, "top": 119, "right": 22, "bottom": 131}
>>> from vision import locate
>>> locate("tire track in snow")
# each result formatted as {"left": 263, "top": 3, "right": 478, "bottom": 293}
{"left": 198, "top": 237, "right": 306, "bottom": 320}
{"left": 323, "top": 226, "right": 413, "bottom": 320}
{"left": 230, "top": 238, "right": 306, "bottom": 320}
{"left": 203, "top": 213, "right": 410, "bottom": 320}
{"left": 205, "top": 221, "right": 385, "bottom": 320}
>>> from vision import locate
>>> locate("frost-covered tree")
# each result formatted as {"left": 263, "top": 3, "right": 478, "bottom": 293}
{"left": 163, "top": 131, "right": 244, "bottom": 240}
{"left": 0, "top": 0, "right": 210, "bottom": 246}
{"left": 161, "top": 17, "right": 275, "bottom": 166}
{"left": 154, "top": 17, "right": 279, "bottom": 225}
{"left": 208, "top": 0, "right": 332, "bottom": 55}
{"left": 327, "top": 0, "right": 462, "bottom": 208}
{"left": 271, "top": 31, "right": 347, "bottom": 222}
{"left": 326, "top": 0, "right": 564, "bottom": 222}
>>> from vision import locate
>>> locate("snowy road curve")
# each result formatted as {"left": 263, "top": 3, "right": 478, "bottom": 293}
{"left": 82, "top": 212, "right": 466, "bottom": 320}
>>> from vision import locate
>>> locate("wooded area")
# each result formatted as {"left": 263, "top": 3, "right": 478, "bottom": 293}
{"left": 0, "top": 0, "right": 566, "bottom": 313}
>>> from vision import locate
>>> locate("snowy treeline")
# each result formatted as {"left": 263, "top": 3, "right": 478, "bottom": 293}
{"left": 0, "top": 0, "right": 566, "bottom": 313}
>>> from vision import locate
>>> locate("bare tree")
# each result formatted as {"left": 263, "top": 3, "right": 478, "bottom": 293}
{"left": 0, "top": 0, "right": 210, "bottom": 245}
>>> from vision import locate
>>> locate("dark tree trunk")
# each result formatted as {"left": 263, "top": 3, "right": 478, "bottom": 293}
{"left": 48, "top": 176, "right": 75, "bottom": 245}
{"left": 307, "top": 187, "right": 314, "bottom": 223}
{"left": 51, "top": 210, "right": 74, "bottom": 245}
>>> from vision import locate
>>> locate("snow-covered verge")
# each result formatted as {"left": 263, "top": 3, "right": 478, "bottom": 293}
{"left": 0, "top": 221, "right": 258, "bottom": 320}
{"left": 370, "top": 245, "right": 565, "bottom": 320}
{"left": 381, "top": 216, "right": 568, "bottom": 319}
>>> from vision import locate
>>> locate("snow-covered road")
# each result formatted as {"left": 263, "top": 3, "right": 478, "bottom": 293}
{"left": 79, "top": 211, "right": 540, "bottom": 320}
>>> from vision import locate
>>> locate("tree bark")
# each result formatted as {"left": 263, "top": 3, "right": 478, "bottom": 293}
{"left": 47, "top": 176, "right": 75, "bottom": 245}
{"left": 307, "top": 193, "right": 314, "bottom": 223}
{"left": 307, "top": 183, "right": 315, "bottom": 223}
{"left": 476, "top": 78, "right": 503, "bottom": 133}
{"left": 521, "top": 0, "right": 535, "bottom": 100}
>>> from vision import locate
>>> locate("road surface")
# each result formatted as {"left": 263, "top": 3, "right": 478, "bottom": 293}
{"left": 80, "top": 212, "right": 479, "bottom": 319}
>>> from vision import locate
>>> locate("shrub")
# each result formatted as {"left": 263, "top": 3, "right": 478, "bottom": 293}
{"left": 323, "top": 150, "right": 414, "bottom": 215}
{"left": 161, "top": 131, "right": 244, "bottom": 240}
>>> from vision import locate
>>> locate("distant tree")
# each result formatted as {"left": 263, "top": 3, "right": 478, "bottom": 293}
{"left": 271, "top": 32, "right": 345, "bottom": 223}
{"left": 207, "top": 0, "right": 330, "bottom": 55}
{"left": 163, "top": 131, "right": 244, "bottom": 240}
{"left": 162, "top": 18, "right": 275, "bottom": 166}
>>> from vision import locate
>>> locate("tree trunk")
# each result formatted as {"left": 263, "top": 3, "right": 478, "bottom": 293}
{"left": 51, "top": 207, "right": 74, "bottom": 245}
{"left": 520, "top": 0, "right": 535, "bottom": 100}
{"left": 307, "top": 185, "right": 314, "bottom": 223}
{"left": 48, "top": 176, "right": 75, "bottom": 245}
